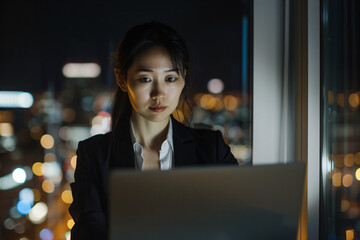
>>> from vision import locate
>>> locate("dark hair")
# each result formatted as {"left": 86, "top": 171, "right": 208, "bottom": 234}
{"left": 111, "top": 21, "right": 191, "bottom": 130}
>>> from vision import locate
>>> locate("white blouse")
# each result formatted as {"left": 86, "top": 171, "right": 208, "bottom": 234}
{"left": 129, "top": 117, "right": 174, "bottom": 171}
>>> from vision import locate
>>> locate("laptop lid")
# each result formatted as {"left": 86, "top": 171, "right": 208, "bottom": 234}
{"left": 109, "top": 163, "right": 305, "bottom": 240}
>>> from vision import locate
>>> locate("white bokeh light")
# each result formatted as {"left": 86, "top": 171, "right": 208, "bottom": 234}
{"left": 207, "top": 78, "right": 224, "bottom": 94}
{"left": 18, "top": 92, "right": 34, "bottom": 108}
{"left": 28, "top": 202, "right": 48, "bottom": 224}
{"left": 1, "top": 136, "right": 16, "bottom": 151}
{"left": 12, "top": 168, "right": 26, "bottom": 183}
{"left": 62, "top": 63, "right": 101, "bottom": 78}
{"left": 0, "top": 172, "right": 21, "bottom": 190}
{"left": 90, "top": 115, "right": 111, "bottom": 136}
{"left": 0, "top": 91, "right": 33, "bottom": 108}
{"left": 19, "top": 188, "right": 34, "bottom": 205}
{"left": 42, "top": 162, "right": 63, "bottom": 184}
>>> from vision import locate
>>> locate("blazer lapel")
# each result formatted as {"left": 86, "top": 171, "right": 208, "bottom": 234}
{"left": 171, "top": 116, "right": 198, "bottom": 167}
{"left": 109, "top": 119, "right": 135, "bottom": 169}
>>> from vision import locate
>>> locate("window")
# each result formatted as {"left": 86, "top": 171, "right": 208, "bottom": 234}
{"left": 0, "top": 1, "right": 252, "bottom": 239}
{"left": 321, "top": 0, "right": 360, "bottom": 239}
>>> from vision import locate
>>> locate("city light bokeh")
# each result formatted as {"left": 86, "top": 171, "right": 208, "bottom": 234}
{"left": 0, "top": 1, "right": 252, "bottom": 239}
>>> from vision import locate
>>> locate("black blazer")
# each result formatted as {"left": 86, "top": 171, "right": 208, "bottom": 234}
{"left": 69, "top": 116, "right": 237, "bottom": 239}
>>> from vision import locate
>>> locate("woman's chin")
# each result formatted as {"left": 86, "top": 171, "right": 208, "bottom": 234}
{"left": 147, "top": 114, "right": 169, "bottom": 123}
{"left": 136, "top": 111, "right": 170, "bottom": 123}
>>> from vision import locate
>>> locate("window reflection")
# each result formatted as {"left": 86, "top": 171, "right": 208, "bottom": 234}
{"left": 321, "top": 0, "right": 360, "bottom": 239}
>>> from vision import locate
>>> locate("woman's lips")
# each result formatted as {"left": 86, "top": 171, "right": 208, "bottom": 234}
{"left": 149, "top": 105, "right": 167, "bottom": 112}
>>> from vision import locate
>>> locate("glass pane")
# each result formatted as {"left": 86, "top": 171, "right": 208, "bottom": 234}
{"left": 321, "top": 0, "right": 360, "bottom": 239}
{"left": 0, "top": 1, "right": 252, "bottom": 239}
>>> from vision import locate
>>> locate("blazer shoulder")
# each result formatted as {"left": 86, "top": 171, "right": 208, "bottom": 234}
{"left": 78, "top": 132, "right": 113, "bottom": 151}
{"left": 172, "top": 118, "right": 220, "bottom": 143}
{"left": 80, "top": 131, "right": 112, "bottom": 143}
{"left": 188, "top": 126, "right": 221, "bottom": 140}
{"left": 179, "top": 124, "right": 237, "bottom": 165}
{"left": 75, "top": 132, "right": 114, "bottom": 174}
{"left": 192, "top": 127, "right": 238, "bottom": 165}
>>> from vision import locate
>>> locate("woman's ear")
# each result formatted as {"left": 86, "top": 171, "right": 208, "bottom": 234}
{"left": 114, "top": 68, "right": 128, "bottom": 92}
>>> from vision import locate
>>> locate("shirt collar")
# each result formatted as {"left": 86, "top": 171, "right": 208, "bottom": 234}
{"left": 129, "top": 117, "right": 173, "bottom": 151}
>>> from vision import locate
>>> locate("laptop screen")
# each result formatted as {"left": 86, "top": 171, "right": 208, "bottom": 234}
{"left": 109, "top": 163, "right": 305, "bottom": 240}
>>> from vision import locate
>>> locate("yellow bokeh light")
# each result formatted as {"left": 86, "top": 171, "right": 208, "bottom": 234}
{"left": 342, "top": 174, "right": 353, "bottom": 187}
{"left": 344, "top": 154, "right": 354, "bottom": 167}
{"left": 61, "top": 190, "right": 73, "bottom": 204}
{"left": 207, "top": 97, "right": 217, "bottom": 110}
{"left": 172, "top": 109, "right": 184, "bottom": 123}
{"left": 42, "top": 180, "right": 55, "bottom": 193}
{"left": 71, "top": 155, "right": 77, "bottom": 169}
{"left": 67, "top": 219, "right": 75, "bottom": 229}
{"left": 40, "top": 134, "right": 54, "bottom": 149}
{"left": 32, "top": 162, "right": 43, "bottom": 176}
{"left": 346, "top": 229, "right": 354, "bottom": 240}
{"left": 349, "top": 93, "right": 360, "bottom": 108}
{"left": 0, "top": 123, "right": 14, "bottom": 137}
{"left": 44, "top": 152, "right": 57, "bottom": 162}
{"left": 328, "top": 90, "right": 334, "bottom": 105}
{"left": 337, "top": 93, "right": 345, "bottom": 107}
{"left": 32, "top": 188, "right": 41, "bottom": 202}
{"left": 200, "top": 94, "right": 213, "bottom": 110}
{"left": 212, "top": 98, "right": 223, "bottom": 112}
{"left": 332, "top": 172, "right": 342, "bottom": 187}
{"left": 223, "top": 95, "right": 238, "bottom": 111}
{"left": 355, "top": 152, "right": 360, "bottom": 165}
{"left": 355, "top": 168, "right": 360, "bottom": 181}
{"left": 200, "top": 94, "right": 218, "bottom": 110}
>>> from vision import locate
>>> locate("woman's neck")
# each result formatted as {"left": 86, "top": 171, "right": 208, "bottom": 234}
{"left": 131, "top": 113, "right": 170, "bottom": 151}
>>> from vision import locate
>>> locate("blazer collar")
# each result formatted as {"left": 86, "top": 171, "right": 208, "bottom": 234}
{"left": 110, "top": 115, "right": 198, "bottom": 169}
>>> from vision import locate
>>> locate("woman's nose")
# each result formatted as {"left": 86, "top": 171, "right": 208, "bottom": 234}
{"left": 150, "top": 81, "right": 166, "bottom": 99}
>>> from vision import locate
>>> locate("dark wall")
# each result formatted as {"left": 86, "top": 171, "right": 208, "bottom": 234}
{"left": 0, "top": 0, "right": 250, "bottom": 93}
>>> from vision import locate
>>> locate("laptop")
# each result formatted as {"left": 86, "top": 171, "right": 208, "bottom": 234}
{"left": 109, "top": 163, "right": 306, "bottom": 240}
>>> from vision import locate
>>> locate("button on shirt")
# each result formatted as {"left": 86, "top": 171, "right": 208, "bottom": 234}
{"left": 130, "top": 118, "right": 174, "bottom": 171}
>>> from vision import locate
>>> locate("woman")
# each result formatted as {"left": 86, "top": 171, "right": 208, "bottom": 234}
{"left": 69, "top": 21, "right": 238, "bottom": 239}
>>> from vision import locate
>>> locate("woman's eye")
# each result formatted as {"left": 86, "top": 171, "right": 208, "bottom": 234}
{"left": 166, "top": 77, "right": 177, "bottom": 82}
{"left": 139, "top": 77, "right": 151, "bottom": 82}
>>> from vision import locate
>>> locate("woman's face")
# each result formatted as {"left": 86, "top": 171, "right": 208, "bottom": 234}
{"left": 119, "top": 47, "right": 185, "bottom": 123}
